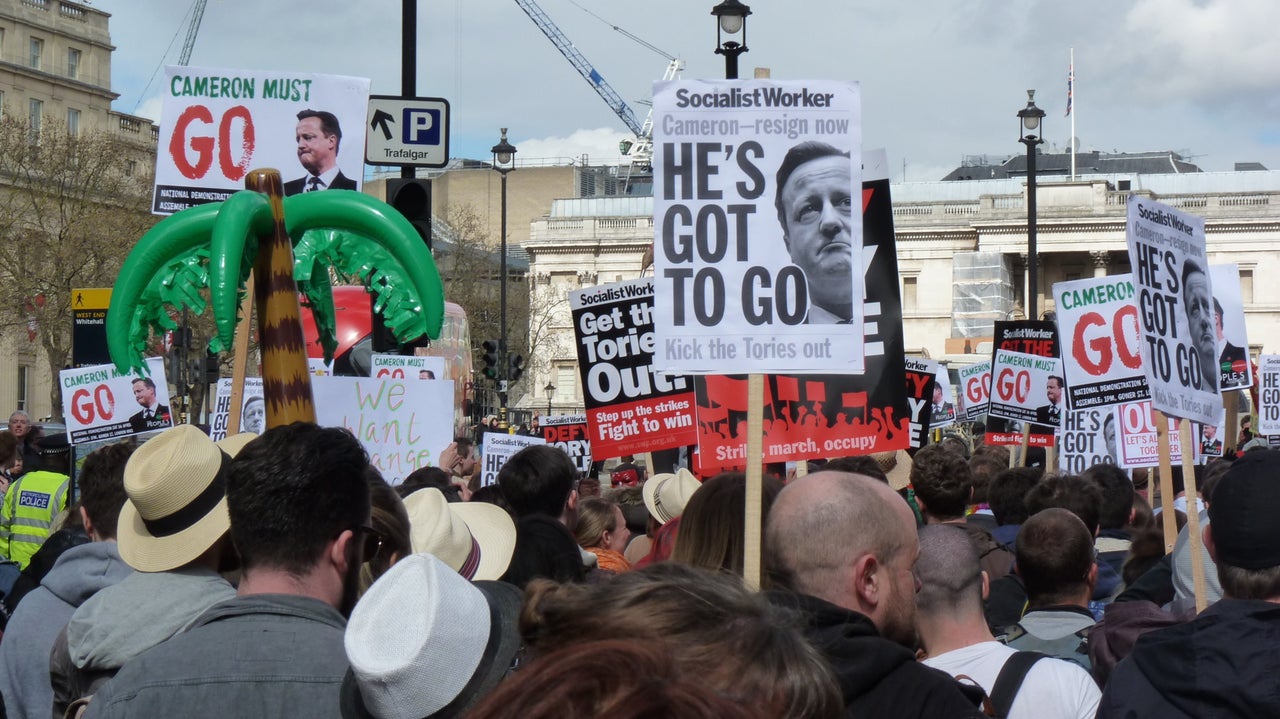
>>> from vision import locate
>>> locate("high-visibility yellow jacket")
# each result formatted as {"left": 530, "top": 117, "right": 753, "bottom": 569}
{"left": 0, "top": 470, "right": 70, "bottom": 569}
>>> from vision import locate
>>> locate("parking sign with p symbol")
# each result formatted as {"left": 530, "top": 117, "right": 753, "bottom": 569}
{"left": 404, "top": 109, "right": 440, "bottom": 145}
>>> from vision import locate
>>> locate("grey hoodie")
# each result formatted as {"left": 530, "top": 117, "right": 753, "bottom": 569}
{"left": 48, "top": 565, "right": 235, "bottom": 715}
{"left": 66, "top": 565, "right": 235, "bottom": 673}
{"left": 0, "top": 541, "right": 132, "bottom": 719}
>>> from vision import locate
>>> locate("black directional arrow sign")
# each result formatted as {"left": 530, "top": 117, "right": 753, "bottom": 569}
{"left": 364, "top": 95, "right": 450, "bottom": 168}
{"left": 370, "top": 109, "right": 395, "bottom": 140}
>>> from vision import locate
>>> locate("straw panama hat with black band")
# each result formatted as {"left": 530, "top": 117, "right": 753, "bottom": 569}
{"left": 404, "top": 488, "right": 517, "bottom": 581}
{"left": 642, "top": 467, "right": 702, "bottom": 525}
{"left": 116, "top": 426, "right": 254, "bottom": 573}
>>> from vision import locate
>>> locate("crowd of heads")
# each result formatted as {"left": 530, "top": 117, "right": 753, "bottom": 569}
{"left": 2, "top": 409, "right": 1279, "bottom": 718}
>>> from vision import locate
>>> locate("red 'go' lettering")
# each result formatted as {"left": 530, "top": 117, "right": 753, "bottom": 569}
{"left": 1074, "top": 306, "right": 1142, "bottom": 375}
{"left": 70, "top": 384, "right": 115, "bottom": 425}
{"left": 169, "top": 105, "right": 256, "bottom": 181}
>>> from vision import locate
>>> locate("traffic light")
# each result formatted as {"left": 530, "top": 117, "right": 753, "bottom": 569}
{"left": 386, "top": 179, "right": 432, "bottom": 250}
{"left": 481, "top": 340, "right": 499, "bottom": 380}
{"left": 509, "top": 354, "right": 525, "bottom": 384}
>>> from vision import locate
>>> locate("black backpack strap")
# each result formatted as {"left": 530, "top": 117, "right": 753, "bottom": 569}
{"left": 990, "top": 651, "right": 1048, "bottom": 718}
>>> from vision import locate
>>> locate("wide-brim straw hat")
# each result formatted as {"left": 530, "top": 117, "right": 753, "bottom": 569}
{"left": 117, "top": 424, "right": 241, "bottom": 572}
{"left": 642, "top": 467, "right": 701, "bottom": 525}
{"left": 871, "top": 449, "right": 914, "bottom": 491}
{"left": 341, "top": 553, "right": 523, "bottom": 719}
{"left": 404, "top": 488, "right": 516, "bottom": 581}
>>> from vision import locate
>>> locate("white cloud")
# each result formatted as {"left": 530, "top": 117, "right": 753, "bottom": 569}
{"left": 514, "top": 127, "right": 632, "bottom": 164}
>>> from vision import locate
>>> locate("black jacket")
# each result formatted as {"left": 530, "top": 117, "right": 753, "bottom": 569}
{"left": 1098, "top": 599, "right": 1280, "bottom": 718}
{"left": 768, "top": 591, "right": 984, "bottom": 718}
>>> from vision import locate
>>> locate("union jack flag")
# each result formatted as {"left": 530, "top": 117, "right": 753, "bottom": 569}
{"left": 1065, "top": 63, "right": 1074, "bottom": 117}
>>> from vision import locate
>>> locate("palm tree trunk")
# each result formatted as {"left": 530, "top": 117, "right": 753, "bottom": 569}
{"left": 245, "top": 169, "right": 315, "bottom": 427}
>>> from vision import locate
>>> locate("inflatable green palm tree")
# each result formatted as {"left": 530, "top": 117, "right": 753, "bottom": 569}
{"left": 106, "top": 169, "right": 443, "bottom": 427}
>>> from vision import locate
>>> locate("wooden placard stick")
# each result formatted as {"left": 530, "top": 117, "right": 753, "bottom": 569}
{"left": 1178, "top": 418, "right": 1208, "bottom": 612}
{"left": 744, "top": 373, "right": 765, "bottom": 590}
{"left": 1154, "top": 409, "right": 1178, "bottom": 554}
{"left": 1224, "top": 392, "right": 1239, "bottom": 454}
{"left": 1045, "top": 441, "right": 1058, "bottom": 474}
{"left": 226, "top": 272, "right": 255, "bottom": 435}
{"left": 1017, "top": 423, "right": 1031, "bottom": 467}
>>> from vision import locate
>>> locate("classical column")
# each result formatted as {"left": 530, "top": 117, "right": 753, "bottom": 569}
{"left": 1091, "top": 251, "right": 1110, "bottom": 278}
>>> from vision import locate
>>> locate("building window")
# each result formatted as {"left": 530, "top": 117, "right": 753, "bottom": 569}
{"left": 0, "top": 90, "right": 5, "bottom": 117}
{"left": 1240, "top": 269, "right": 1254, "bottom": 305}
{"left": 66, "top": 108, "right": 79, "bottom": 136}
{"left": 29, "top": 37, "right": 43, "bottom": 70}
{"left": 902, "top": 276, "right": 918, "bottom": 310}
{"left": 16, "top": 366, "right": 28, "bottom": 413}
{"left": 28, "top": 98, "right": 42, "bottom": 135}
{"left": 126, "top": 159, "right": 137, "bottom": 176}
{"left": 555, "top": 364, "right": 578, "bottom": 403}
{"left": 67, "top": 47, "right": 80, "bottom": 79}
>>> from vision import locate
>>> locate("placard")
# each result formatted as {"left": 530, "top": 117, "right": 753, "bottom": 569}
{"left": 542, "top": 414, "right": 592, "bottom": 475}
{"left": 652, "top": 79, "right": 865, "bottom": 374}
{"left": 371, "top": 354, "right": 448, "bottom": 380}
{"left": 930, "top": 366, "right": 957, "bottom": 429}
{"left": 571, "top": 278, "right": 697, "bottom": 458}
{"left": 60, "top": 358, "right": 172, "bottom": 443}
{"left": 1258, "top": 354, "right": 1280, "bottom": 436}
{"left": 1210, "top": 263, "right": 1252, "bottom": 392}
{"left": 312, "top": 376, "right": 453, "bottom": 482}
{"left": 988, "top": 350, "right": 1063, "bottom": 426}
{"left": 1053, "top": 274, "right": 1148, "bottom": 408}
{"left": 905, "top": 358, "right": 938, "bottom": 448}
{"left": 1115, "top": 400, "right": 1186, "bottom": 469}
{"left": 154, "top": 66, "right": 370, "bottom": 214}
{"left": 957, "top": 360, "right": 992, "bottom": 421}
{"left": 1198, "top": 417, "right": 1225, "bottom": 458}
{"left": 1058, "top": 407, "right": 1119, "bottom": 474}
{"left": 479, "top": 433, "right": 546, "bottom": 488}
{"left": 1126, "top": 197, "right": 1222, "bottom": 425}
{"left": 209, "top": 377, "right": 264, "bottom": 440}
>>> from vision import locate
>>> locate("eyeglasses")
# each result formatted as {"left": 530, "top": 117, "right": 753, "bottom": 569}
{"left": 353, "top": 525, "right": 384, "bottom": 564}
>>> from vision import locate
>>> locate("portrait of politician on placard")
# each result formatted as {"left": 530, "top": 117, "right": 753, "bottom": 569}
{"left": 651, "top": 79, "right": 865, "bottom": 376}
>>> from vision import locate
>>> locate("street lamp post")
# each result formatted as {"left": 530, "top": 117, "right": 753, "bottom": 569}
{"left": 491, "top": 128, "right": 517, "bottom": 428}
{"left": 711, "top": 0, "right": 751, "bottom": 80}
{"left": 545, "top": 382, "right": 555, "bottom": 416}
{"left": 1018, "top": 90, "right": 1046, "bottom": 319}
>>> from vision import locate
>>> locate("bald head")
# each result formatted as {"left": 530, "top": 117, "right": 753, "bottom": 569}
{"left": 765, "top": 471, "right": 914, "bottom": 603}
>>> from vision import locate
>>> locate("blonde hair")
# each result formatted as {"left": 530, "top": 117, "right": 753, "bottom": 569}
{"left": 574, "top": 497, "right": 619, "bottom": 549}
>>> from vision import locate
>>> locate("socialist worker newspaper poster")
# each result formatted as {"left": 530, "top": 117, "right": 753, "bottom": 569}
{"left": 154, "top": 66, "right": 371, "bottom": 214}
{"left": 210, "top": 377, "right": 265, "bottom": 440}
{"left": 652, "top": 79, "right": 864, "bottom": 374}
{"left": 1058, "top": 407, "right": 1119, "bottom": 474}
{"left": 905, "top": 358, "right": 938, "bottom": 449}
{"left": 1053, "top": 274, "right": 1149, "bottom": 409}
{"left": 691, "top": 151, "right": 911, "bottom": 472}
{"left": 541, "top": 414, "right": 592, "bottom": 476}
{"left": 61, "top": 358, "right": 172, "bottom": 443}
{"left": 1126, "top": 197, "right": 1222, "bottom": 426}
{"left": 570, "top": 279, "right": 697, "bottom": 459}
{"left": 1210, "top": 263, "right": 1252, "bottom": 392}
{"left": 1257, "top": 355, "right": 1280, "bottom": 436}
{"left": 985, "top": 320, "right": 1060, "bottom": 445}
{"left": 479, "top": 433, "right": 545, "bottom": 488}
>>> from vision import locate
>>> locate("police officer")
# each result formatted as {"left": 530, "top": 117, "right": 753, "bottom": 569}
{"left": 0, "top": 434, "right": 71, "bottom": 569}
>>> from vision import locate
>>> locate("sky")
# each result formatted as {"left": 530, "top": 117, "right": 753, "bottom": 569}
{"left": 99, "top": 0, "right": 1280, "bottom": 183}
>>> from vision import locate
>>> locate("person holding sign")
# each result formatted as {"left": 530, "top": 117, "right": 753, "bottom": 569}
{"left": 284, "top": 110, "right": 358, "bottom": 196}
{"left": 1182, "top": 259, "right": 1219, "bottom": 394}
{"left": 775, "top": 142, "right": 856, "bottom": 324}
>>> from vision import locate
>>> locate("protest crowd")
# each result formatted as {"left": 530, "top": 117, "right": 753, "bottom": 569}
{"left": 0, "top": 396, "right": 1273, "bottom": 719}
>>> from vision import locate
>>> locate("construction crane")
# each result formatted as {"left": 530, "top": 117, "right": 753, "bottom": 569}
{"left": 513, "top": 0, "right": 679, "bottom": 172}
{"left": 178, "top": 0, "right": 208, "bottom": 66}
